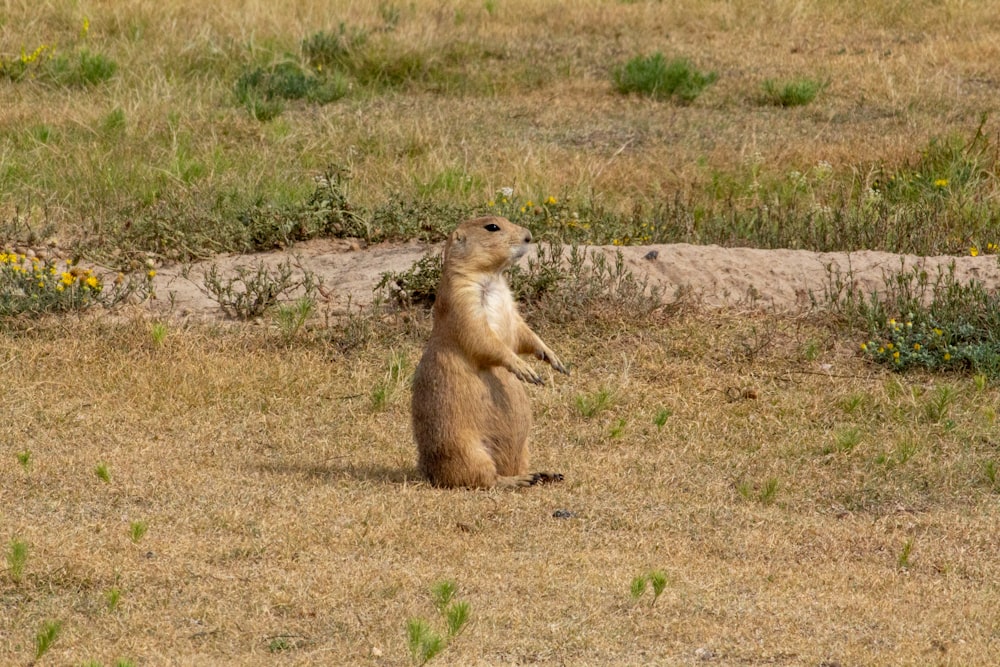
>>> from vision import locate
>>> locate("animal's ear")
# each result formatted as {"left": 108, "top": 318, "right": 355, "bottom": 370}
{"left": 444, "top": 228, "right": 465, "bottom": 263}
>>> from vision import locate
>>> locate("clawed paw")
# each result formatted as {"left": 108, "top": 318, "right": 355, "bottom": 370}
{"left": 529, "top": 471, "right": 564, "bottom": 485}
{"left": 537, "top": 349, "right": 569, "bottom": 375}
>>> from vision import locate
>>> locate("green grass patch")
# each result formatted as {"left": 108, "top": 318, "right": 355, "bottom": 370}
{"left": 758, "top": 77, "right": 824, "bottom": 107}
{"left": 612, "top": 53, "right": 717, "bottom": 103}
{"left": 235, "top": 60, "right": 349, "bottom": 120}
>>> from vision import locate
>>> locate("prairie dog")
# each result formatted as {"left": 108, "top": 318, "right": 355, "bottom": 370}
{"left": 411, "top": 216, "right": 568, "bottom": 488}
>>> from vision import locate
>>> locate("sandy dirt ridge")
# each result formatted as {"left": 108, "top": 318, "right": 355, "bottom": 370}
{"left": 139, "top": 240, "right": 1000, "bottom": 320}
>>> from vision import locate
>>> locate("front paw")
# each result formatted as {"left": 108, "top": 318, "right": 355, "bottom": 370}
{"left": 508, "top": 357, "right": 544, "bottom": 385}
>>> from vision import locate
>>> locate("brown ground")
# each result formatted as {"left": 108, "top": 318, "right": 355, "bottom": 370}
{"left": 151, "top": 241, "right": 1000, "bottom": 319}
{"left": 5, "top": 244, "right": 1000, "bottom": 666}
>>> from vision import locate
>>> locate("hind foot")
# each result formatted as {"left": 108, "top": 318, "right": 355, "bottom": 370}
{"left": 497, "top": 471, "right": 564, "bottom": 488}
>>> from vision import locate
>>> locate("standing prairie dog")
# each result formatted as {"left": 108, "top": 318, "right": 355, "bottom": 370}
{"left": 411, "top": 216, "right": 569, "bottom": 488}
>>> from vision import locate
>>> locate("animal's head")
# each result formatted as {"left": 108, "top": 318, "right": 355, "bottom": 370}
{"left": 443, "top": 216, "right": 533, "bottom": 273}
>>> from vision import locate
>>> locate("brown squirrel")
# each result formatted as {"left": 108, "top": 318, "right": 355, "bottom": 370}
{"left": 411, "top": 216, "right": 568, "bottom": 488}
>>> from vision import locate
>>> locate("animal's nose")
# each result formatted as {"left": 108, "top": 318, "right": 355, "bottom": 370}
{"left": 524, "top": 231, "right": 533, "bottom": 243}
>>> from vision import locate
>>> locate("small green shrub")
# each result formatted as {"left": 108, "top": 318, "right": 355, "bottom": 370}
{"left": 375, "top": 253, "right": 442, "bottom": 308}
{"left": 150, "top": 321, "right": 168, "bottom": 346}
{"left": 759, "top": 77, "right": 823, "bottom": 107}
{"left": 274, "top": 297, "right": 316, "bottom": 343}
{"left": 406, "top": 580, "right": 470, "bottom": 665}
{"left": 129, "top": 521, "right": 148, "bottom": 543}
{"left": 95, "top": 462, "right": 111, "bottom": 483}
{"left": 407, "top": 618, "right": 445, "bottom": 665}
{"left": 370, "top": 351, "right": 409, "bottom": 411}
{"left": 828, "top": 427, "right": 862, "bottom": 454}
{"left": 198, "top": 257, "right": 322, "bottom": 320}
{"left": 35, "top": 620, "right": 62, "bottom": 661}
{"left": 302, "top": 25, "right": 368, "bottom": 70}
{"left": 106, "top": 586, "right": 122, "bottom": 611}
{"left": 235, "top": 60, "right": 349, "bottom": 119}
{"left": 737, "top": 477, "right": 780, "bottom": 505}
{"left": 897, "top": 538, "right": 915, "bottom": 570}
{"left": 612, "top": 53, "right": 717, "bottom": 103}
{"left": 983, "top": 460, "right": 999, "bottom": 492}
{"left": 630, "top": 570, "right": 669, "bottom": 606}
{"left": 47, "top": 49, "right": 118, "bottom": 86}
{"left": 575, "top": 387, "right": 613, "bottom": 418}
{"left": 6, "top": 539, "right": 28, "bottom": 583}
{"left": 839, "top": 263, "right": 1000, "bottom": 380}
{"left": 266, "top": 635, "right": 307, "bottom": 653}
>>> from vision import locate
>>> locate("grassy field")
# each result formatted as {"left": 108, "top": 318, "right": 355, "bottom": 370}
{"left": 3, "top": 1, "right": 1000, "bottom": 665}
{"left": 3, "top": 314, "right": 1000, "bottom": 666}
{"left": 3, "top": 0, "right": 1000, "bottom": 260}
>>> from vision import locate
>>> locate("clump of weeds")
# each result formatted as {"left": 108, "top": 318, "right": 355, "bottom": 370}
{"left": 758, "top": 77, "right": 824, "bottom": 107}
{"left": 630, "top": 570, "right": 669, "bottom": 606}
{"left": 196, "top": 257, "right": 322, "bottom": 320}
{"left": 612, "top": 52, "right": 717, "bottom": 103}
{"left": 405, "top": 580, "right": 471, "bottom": 665}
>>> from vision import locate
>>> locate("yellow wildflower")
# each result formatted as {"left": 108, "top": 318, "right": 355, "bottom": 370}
{"left": 877, "top": 347, "right": 885, "bottom": 354}
{"left": 525, "top": 200, "right": 533, "bottom": 208}
{"left": 943, "top": 352, "right": 951, "bottom": 361}
{"left": 933, "top": 178, "right": 948, "bottom": 188}
{"left": 933, "top": 328, "right": 943, "bottom": 336}
{"left": 546, "top": 196, "right": 557, "bottom": 205}
{"left": 85, "top": 276, "right": 99, "bottom": 289}
{"left": 487, "top": 200, "right": 495, "bottom": 207}
{"left": 860, "top": 343, "right": 868, "bottom": 351}
{"left": 60, "top": 272, "right": 74, "bottom": 285}
{"left": 913, "top": 343, "right": 921, "bottom": 351}
{"left": 147, "top": 270, "right": 157, "bottom": 279}
{"left": 81, "top": 17, "right": 90, "bottom": 38}
{"left": 886, "top": 343, "right": 894, "bottom": 350}
{"left": 970, "top": 246, "right": 979, "bottom": 257}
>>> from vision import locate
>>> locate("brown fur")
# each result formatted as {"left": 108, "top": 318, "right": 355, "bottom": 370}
{"left": 411, "top": 216, "right": 568, "bottom": 488}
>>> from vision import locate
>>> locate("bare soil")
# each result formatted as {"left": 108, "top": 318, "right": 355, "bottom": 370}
{"left": 150, "top": 240, "right": 1000, "bottom": 319}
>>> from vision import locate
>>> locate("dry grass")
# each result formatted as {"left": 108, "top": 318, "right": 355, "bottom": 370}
{"left": 2, "top": 313, "right": 999, "bottom": 665}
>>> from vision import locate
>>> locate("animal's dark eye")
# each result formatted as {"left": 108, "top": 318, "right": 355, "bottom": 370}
{"left": 484, "top": 223, "right": 501, "bottom": 232}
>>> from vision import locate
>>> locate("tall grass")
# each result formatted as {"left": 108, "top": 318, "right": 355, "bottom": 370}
{"left": 1, "top": 2, "right": 998, "bottom": 265}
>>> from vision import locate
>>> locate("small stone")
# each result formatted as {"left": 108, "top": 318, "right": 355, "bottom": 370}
{"left": 552, "top": 509, "right": 576, "bottom": 519}
{"left": 644, "top": 250, "right": 659, "bottom": 260}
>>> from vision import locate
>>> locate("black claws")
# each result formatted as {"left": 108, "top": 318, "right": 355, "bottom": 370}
{"left": 528, "top": 471, "right": 564, "bottom": 485}
{"left": 536, "top": 351, "right": 570, "bottom": 375}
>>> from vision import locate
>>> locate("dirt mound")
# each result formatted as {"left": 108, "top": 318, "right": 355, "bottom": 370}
{"left": 148, "top": 239, "right": 1000, "bottom": 319}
